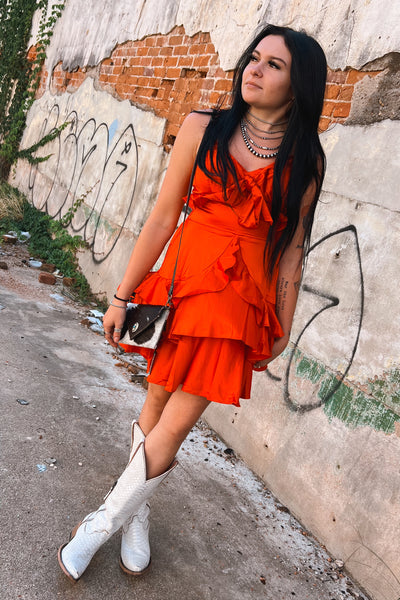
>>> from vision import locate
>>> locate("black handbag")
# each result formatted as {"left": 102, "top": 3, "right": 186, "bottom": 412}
{"left": 119, "top": 157, "right": 198, "bottom": 354}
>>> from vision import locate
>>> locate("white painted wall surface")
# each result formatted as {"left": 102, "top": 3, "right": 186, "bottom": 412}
{"left": 33, "top": 0, "right": 400, "bottom": 75}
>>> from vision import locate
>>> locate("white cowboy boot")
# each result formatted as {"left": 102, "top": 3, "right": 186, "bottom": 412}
{"left": 119, "top": 420, "right": 154, "bottom": 575}
{"left": 58, "top": 437, "right": 177, "bottom": 581}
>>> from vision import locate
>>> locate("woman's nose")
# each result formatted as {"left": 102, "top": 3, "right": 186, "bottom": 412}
{"left": 248, "top": 62, "right": 262, "bottom": 77}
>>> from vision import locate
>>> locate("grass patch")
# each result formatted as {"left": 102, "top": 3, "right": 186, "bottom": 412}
{"left": 0, "top": 182, "right": 104, "bottom": 306}
{"left": 0, "top": 182, "right": 25, "bottom": 221}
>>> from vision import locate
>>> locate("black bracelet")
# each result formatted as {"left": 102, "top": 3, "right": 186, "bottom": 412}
{"left": 114, "top": 293, "right": 129, "bottom": 303}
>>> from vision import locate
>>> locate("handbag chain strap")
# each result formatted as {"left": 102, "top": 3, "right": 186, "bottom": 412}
{"left": 166, "top": 155, "right": 198, "bottom": 306}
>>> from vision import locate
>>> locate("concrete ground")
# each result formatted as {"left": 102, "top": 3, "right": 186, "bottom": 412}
{"left": 0, "top": 242, "right": 371, "bottom": 600}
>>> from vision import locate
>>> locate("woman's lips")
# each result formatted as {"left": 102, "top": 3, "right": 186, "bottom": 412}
{"left": 245, "top": 80, "right": 262, "bottom": 89}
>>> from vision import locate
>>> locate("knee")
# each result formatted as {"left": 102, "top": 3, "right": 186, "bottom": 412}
{"left": 145, "top": 383, "right": 171, "bottom": 411}
{"left": 158, "top": 391, "right": 209, "bottom": 444}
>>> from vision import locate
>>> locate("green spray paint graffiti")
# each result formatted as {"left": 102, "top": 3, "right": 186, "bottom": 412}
{"left": 290, "top": 350, "right": 399, "bottom": 433}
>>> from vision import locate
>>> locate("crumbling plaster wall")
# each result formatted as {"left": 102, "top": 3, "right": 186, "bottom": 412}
{"left": 12, "top": 2, "right": 400, "bottom": 599}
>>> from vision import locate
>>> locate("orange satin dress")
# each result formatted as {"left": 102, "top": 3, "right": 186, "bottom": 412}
{"left": 121, "top": 152, "right": 291, "bottom": 407}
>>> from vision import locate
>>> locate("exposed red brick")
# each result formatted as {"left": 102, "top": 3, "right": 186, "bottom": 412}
{"left": 40, "top": 262, "right": 55, "bottom": 273}
{"left": 332, "top": 103, "right": 351, "bottom": 118}
{"left": 215, "top": 79, "right": 231, "bottom": 92}
{"left": 104, "top": 74, "right": 118, "bottom": 85}
{"left": 154, "top": 66, "right": 166, "bottom": 78}
{"left": 115, "top": 83, "right": 133, "bottom": 97}
{"left": 149, "top": 57, "right": 163, "bottom": 68}
{"left": 169, "top": 35, "right": 184, "bottom": 45}
{"left": 196, "top": 33, "right": 209, "bottom": 43}
{"left": 192, "top": 55, "right": 210, "bottom": 68}
{"left": 63, "top": 277, "right": 75, "bottom": 287}
{"left": 173, "top": 78, "right": 189, "bottom": 92}
{"left": 190, "top": 43, "right": 207, "bottom": 55}
{"left": 338, "top": 85, "right": 354, "bottom": 101}
{"left": 27, "top": 45, "right": 37, "bottom": 61}
{"left": 39, "top": 272, "right": 56, "bottom": 285}
{"left": 327, "top": 69, "right": 347, "bottom": 84}
{"left": 209, "top": 91, "right": 222, "bottom": 104}
{"left": 166, "top": 67, "right": 181, "bottom": 79}
{"left": 3, "top": 234, "right": 17, "bottom": 244}
{"left": 164, "top": 56, "right": 179, "bottom": 67}
{"left": 345, "top": 70, "right": 364, "bottom": 84}
{"left": 159, "top": 47, "right": 173, "bottom": 56}
{"left": 322, "top": 100, "right": 335, "bottom": 117}
{"left": 135, "top": 47, "right": 148, "bottom": 57}
{"left": 173, "top": 45, "right": 189, "bottom": 56}
{"left": 325, "top": 84, "right": 341, "bottom": 100}
{"left": 318, "top": 117, "right": 332, "bottom": 132}
{"left": 201, "top": 78, "right": 215, "bottom": 91}
{"left": 177, "top": 56, "right": 193, "bottom": 68}
{"left": 137, "top": 87, "right": 154, "bottom": 98}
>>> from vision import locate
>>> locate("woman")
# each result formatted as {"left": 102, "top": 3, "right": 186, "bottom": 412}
{"left": 58, "top": 24, "right": 327, "bottom": 581}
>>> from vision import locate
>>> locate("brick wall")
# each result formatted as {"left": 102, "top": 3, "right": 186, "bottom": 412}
{"left": 321, "top": 67, "right": 380, "bottom": 131}
{"left": 31, "top": 25, "right": 382, "bottom": 145}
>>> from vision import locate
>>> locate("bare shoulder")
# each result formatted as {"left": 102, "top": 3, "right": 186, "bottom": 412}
{"left": 172, "top": 110, "right": 212, "bottom": 161}
{"left": 179, "top": 110, "right": 212, "bottom": 140}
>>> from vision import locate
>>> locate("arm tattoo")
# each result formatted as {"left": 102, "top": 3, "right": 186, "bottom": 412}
{"left": 277, "top": 277, "right": 289, "bottom": 313}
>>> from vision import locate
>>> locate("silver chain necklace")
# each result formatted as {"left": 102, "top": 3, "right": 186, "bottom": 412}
{"left": 240, "top": 121, "right": 280, "bottom": 159}
{"left": 242, "top": 121, "right": 282, "bottom": 151}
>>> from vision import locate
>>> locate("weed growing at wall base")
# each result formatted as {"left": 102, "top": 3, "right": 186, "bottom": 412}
{"left": 0, "top": 182, "right": 101, "bottom": 305}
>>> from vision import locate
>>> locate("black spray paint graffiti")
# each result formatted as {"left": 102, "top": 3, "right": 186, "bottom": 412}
{"left": 28, "top": 103, "right": 138, "bottom": 263}
{"left": 267, "top": 225, "right": 365, "bottom": 413}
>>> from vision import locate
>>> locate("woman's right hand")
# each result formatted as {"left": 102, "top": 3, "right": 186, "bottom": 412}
{"left": 102, "top": 302, "right": 127, "bottom": 348}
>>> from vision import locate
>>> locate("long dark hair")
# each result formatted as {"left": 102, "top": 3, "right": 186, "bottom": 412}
{"left": 196, "top": 24, "right": 327, "bottom": 275}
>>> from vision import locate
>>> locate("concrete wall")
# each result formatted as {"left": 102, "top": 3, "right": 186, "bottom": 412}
{"left": 12, "top": 2, "right": 400, "bottom": 599}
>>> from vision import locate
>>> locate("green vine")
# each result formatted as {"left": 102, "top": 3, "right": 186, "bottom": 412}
{"left": 60, "top": 182, "right": 100, "bottom": 226}
{"left": 17, "top": 120, "right": 69, "bottom": 165}
{"left": 0, "top": 0, "right": 65, "bottom": 178}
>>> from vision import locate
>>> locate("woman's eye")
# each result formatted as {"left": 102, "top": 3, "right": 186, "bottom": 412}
{"left": 250, "top": 54, "right": 258, "bottom": 62}
{"left": 269, "top": 61, "right": 280, "bottom": 69}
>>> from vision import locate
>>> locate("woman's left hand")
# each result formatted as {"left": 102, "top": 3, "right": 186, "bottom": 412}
{"left": 103, "top": 303, "right": 127, "bottom": 348}
{"left": 253, "top": 359, "right": 270, "bottom": 371}
{"left": 253, "top": 334, "right": 290, "bottom": 371}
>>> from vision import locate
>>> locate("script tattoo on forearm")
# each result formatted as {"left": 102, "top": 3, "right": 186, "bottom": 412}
{"left": 277, "top": 276, "right": 289, "bottom": 313}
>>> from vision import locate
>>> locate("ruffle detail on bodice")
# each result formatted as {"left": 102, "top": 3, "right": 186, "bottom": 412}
{"left": 134, "top": 220, "right": 284, "bottom": 361}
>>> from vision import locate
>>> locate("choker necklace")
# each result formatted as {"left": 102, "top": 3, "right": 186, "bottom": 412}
{"left": 243, "top": 117, "right": 287, "bottom": 139}
{"left": 240, "top": 121, "right": 280, "bottom": 159}
{"left": 247, "top": 110, "right": 288, "bottom": 127}
{"left": 241, "top": 118, "right": 285, "bottom": 145}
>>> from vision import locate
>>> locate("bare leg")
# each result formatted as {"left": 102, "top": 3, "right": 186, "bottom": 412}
{"left": 138, "top": 383, "right": 172, "bottom": 435}
{"left": 144, "top": 386, "right": 210, "bottom": 479}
